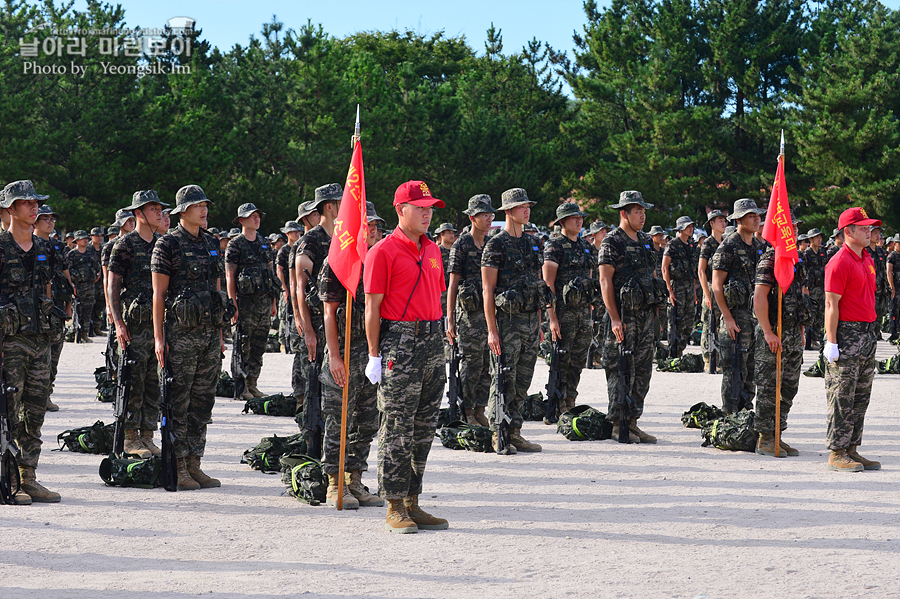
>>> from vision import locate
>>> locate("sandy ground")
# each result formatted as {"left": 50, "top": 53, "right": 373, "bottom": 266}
{"left": 2, "top": 333, "right": 900, "bottom": 599}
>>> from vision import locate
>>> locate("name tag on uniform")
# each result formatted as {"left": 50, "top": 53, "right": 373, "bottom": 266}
{"left": 644, "top": 244, "right": 651, "bottom": 249}
{"left": 210, "top": 250, "right": 218, "bottom": 256}
{"left": 758, "top": 250, "right": 763, "bottom": 255}
{"left": 262, "top": 245, "right": 268, "bottom": 249}
{"left": 532, "top": 246, "right": 539, "bottom": 251}
{"left": 37, "top": 255, "right": 46, "bottom": 261}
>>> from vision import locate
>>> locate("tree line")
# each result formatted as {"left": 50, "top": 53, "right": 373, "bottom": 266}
{"left": 1, "top": 0, "right": 898, "bottom": 233}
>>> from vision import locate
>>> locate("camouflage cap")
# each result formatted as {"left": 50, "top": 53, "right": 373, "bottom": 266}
{"left": 435, "top": 223, "right": 457, "bottom": 235}
{"left": 695, "top": 229, "right": 708, "bottom": 240}
{"left": 107, "top": 226, "right": 120, "bottom": 236}
{"left": 496, "top": 188, "right": 535, "bottom": 211}
{"left": 706, "top": 209, "right": 727, "bottom": 224}
{"left": 609, "top": 190, "right": 653, "bottom": 210}
{"left": 227, "top": 227, "right": 240, "bottom": 238}
{"left": 0, "top": 180, "right": 48, "bottom": 208}
{"left": 64, "top": 231, "right": 74, "bottom": 239}
{"left": 297, "top": 200, "right": 317, "bottom": 221}
{"left": 551, "top": 202, "right": 588, "bottom": 226}
{"left": 73, "top": 229, "right": 90, "bottom": 240}
{"left": 830, "top": 227, "right": 842, "bottom": 240}
{"left": 127, "top": 189, "right": 169, "bottom": 211}
{"left": 728, "top": 198, "right": 766, "bottom": 221}
{"left": 648, "top": 225, "right": 665, "bottom": 236}
{"left": 37, "top": 204, "right": 59, "bottom": 218}
{"left": 463, "top": 194, "right": 494, "bottom": 216}
{"left": 171, "top": 184, "right": 212, "bottom": 215}
{"left": 232, "top": 202, "right": 265, "bottom": 225}
{"left": 805, "top": 228, "right": 823, "bottom": 240}
{"left": 280, "top": 220, "right": 303, "bottom": 234}
{"left": 674, "top": 216, "right": 695, "bottom": 231}
{"left": 91, "top": 227, "right": 104, "bottom": 236}
{"left": 162, "top": 208, "right": 172, "bottom": 215}
{"left": 588, "top": 221, "right": 610, "bottom": 234}
{"left": 208, "top": 227, "right": 221, "bottom": 236}
{"left": 366, "top": 201, "right": 385, "bottom": 225}
{"left": 797, "top": 232, "right": 808, "bottom": 242}
{"left": 111, "top": 208, "right": 135, "bottom": 227}
{"left": 724, "top": 225, "right": 736, "bottom": 236}
{"left": 313, "top": 183, "right": 343, "bottom": 208}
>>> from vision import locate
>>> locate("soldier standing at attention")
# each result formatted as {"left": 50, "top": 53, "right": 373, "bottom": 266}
{"left": 826, "top": 228, "right": 843, "bottom": 262}
{"left": 364, "top": 180, "right": 448, "bottom": 534}
{"left": 823, "top": 207, "right": 882, "bottom": 472}
{"left": 866, "top": 225, "right": 890, "bottom": 336}
{"left": 598, "top": 191, "right": 659, "bottom": 444}
{"left": 587, "top": 221, "right": 611, "bottom": 367}
{"left": 482, "top": 188, "right": 545, "bottom": 454}
{"left": 276, "top": 221, "right": 302, "bottom": 354}
{"left": 0, "top": 180, "right": 58, "bottom": 504}
{"left": 446, "top": 195, "right": 495, "bottom": 427}
{"left": 803, "top": 229, "right": 827, "bottom": 350}
{"left": 108, "top": 191, "right": 169, "bottom": 458}
{"left": 886, "top": 236, "right": 900, "bottom": 341}
{"left": 543, "top": 202, "right": 595, "bottom": 415}
{"left": 435, "top": 222, "right": 457, "bottom": 358}
{"left": 698, "top": 211, "right": 727, "bottom": 371}
{"left": 67, "top": 230, "right": 101, "bottom": 342}
{"left": 102, "top": 210, "right": 135, "bottom": 322}
{"left": 711, "top": 199, "right": 767, "bottom": 414}
{"left": 152, "top": 185, "right": 226, "bottom": 491}
{"left": 662, "top": 216, "right": 696, "bottom": 358}
{"left": 288, "top": 201, "right": 322, "bottom": 411}
{"left": 226, "top": 203, "right": 279, "bottom": 400}
{"left": 89, "top": 227, "right": 105, "bottom": 335}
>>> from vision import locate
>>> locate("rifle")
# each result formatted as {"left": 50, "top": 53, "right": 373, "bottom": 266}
{"left": 668, "top": 299, "right": 680, "bottom": 359}
{"left": 104, "top": 327, "right": 117, "bottom": 383}
{"left": 730, "top": 339, "right": 753, "bottom": 412}
{"left": 0, "top": 326, "right": 21, "bottom": 504}
{"left": 493, "top": 351, "right": 512, "bottom": 454}
{"left": 447, "top": 342, "right": 463, "bottom": 422}
{"left": 890, "top": 296, "right": 899, "bottom": 340}
{"left": 112, "top": 343, "right": 135, "bottom": 457}
{"left": 72, "top": 295, "right": 84, "bottom": 342}
{"left": 159, "top": 348, "right": 177, "bottom": 492}
{"left": 303, "top": 356, "right": 325, "bottom": 460}
{"left": 616, "top": 341, "right": 635, "bottom": 444}
{"left": 545, "top": 340, "right": 566, "bottom": 424}
{"left": 231, "top": 319, "right": 248, "bottom": 401}
{"left": 708, "top": 304, "right": 718, "bottom": 374}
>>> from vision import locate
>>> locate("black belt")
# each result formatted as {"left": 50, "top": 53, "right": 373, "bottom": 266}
{"left": 382, "top": 319, "right": 442, "bottom": 336}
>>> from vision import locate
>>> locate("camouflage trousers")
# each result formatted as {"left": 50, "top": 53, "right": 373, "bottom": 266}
{"left": 289, "top": 327, "right": 306, "bottom": 414}
{"left": 456, "top": 306, "right": 490, "bottom": 411}
{"left": 4, "top": 333, "right": 51, "bottom": 468}
{"left": 825, "top": 320, "right": 877, "bottom": 450}
{"left": 93, "top": 277, "right": 105, "bottom": 324}
{"left": 320, "top": 336, "right": 378, "bottom": 475}
{"left": 235, "top": 295, "right": 271, "bottom": 380}
{"left": 122, "top": 325, "right": 161, "bottom": 432}
{"left": 165, "top": 323, "right": 222, "bottom": 458}
{"left": 718, "top": 308, "right": 756, "bottom": 413}
{"left": 489, "top": 310, "right": 540, "bottom": 431}
{"left": 667, "top": 280, "right": 695, "bottom": 356}
{"left": 49, "top": 317, "right": 65, "bottom": 395}
{"left": 753, "top": 324, "right": 803, "bottom": 434}
{"left": 808, "top": 288, "right": 825, "bottom": 342}
{"left": 602, "top": 305, "right": 654, "bottom": 420}
{"left": 875, "top": 294, "right": 890, "bottom": 333}
{"left": 74, "top": 284, "right": 95, "bottom": 337}
{"left": 700, "top": 300, "right": 721, "bottom": 359}
{"left": 277, "top": 294, "right": 291, "bottom": 351}
{"left": 555, "top": 305, "right": 592, "bottom": 401}
{"left": 377, "top": 323, "right": 445, "bottom": 499}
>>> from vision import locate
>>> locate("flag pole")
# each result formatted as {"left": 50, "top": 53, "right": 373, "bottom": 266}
{"left": 336, "top": 106, "right": 361, "bottom": 510}
{"left": 774, "top": 130, "right": 785, "bottom": 458}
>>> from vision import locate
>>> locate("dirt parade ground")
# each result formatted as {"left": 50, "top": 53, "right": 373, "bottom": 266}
{"left": 3, "top": 334, "right": 900, "bottom": 599}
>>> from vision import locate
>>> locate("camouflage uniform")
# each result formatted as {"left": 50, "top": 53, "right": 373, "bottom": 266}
{"left": 888, "top": 250, "right": 900, "bottom": 335}
{"left": 866, "top": 245, "right": 890, "bottom": 330}
{"left": 440, "top": 243, "right": 452, "bottom": 360}
{"left": 109, "top": 230, "right": 161, "bottom": 432}
{"left": 288, "top": 242, "right": 306, "bottom": 406}
{"left": 753, "top": 247, "right": 810, "bottom": 434}
{"left": 66, "top": 247, "right": 99, "bottom": 336}
{"left": 711, "top": 231, "right": 766, "bottom": 413}
{"left": 825, "top": 321, "right": 878, "bottom": 450}
{"left": 296, "top": 224, "right": 331, "bottom": 369}
{"left": 90, "top": 243, "right": 105, "bottom": 329}
{"left": 803, "top": 244, "right": 827, "bottom": 343}
{"left": 318, "top": 258, "right": 377, "bottom": 476}
{"left": 482, "top": 230, "right": 544, "bottom": 430}
{"left": 46, "top": 236, "right": 71, "bottom": 392}
{"left": 699, "top": 235, "right": 721, "bottom": 359}
{"left": 544, "top": 233, "right": 596, "bottom": 401}
{"left": 663, "top": 236, "right": 696, "bottom": 356}
{"left": 151, "top": 224, "right": 226, "bottom": 458}
{"left": 276, "top": 242, "right": 294, "bottom": 352}
{"left": 448, "top": 232, "right": 490, "bottom": 412}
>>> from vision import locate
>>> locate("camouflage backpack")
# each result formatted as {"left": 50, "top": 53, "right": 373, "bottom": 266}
{"left": 99, "top": 454, "right": 161, "bottom": 488}
{"left": 279, "top": 454, "right": 327, "bottom": 505}
{"left": 242, "top": 433, "right": 308, "bottom": 472}
{"left": 55, "top": 420, "right": 115, "bottom": 454}
{"left": 690, "top": 323, "right": 703, "bottom": 346}
{"left": 216, "top": 370, "right": 235, "bottom": 398}
{"left": 803, "top": 355, "right": 826, "bottom": 378}
{"left": 681, "top": 402, "right": 725, "bottom": 429}
{"left": 438, "top": 421, "right": 493, "bottom": 452}
{"left": 654, "top": 341, "right": 668, "bottom": 361}
{"left": 701, "top": 409, "right": 757, "bottom": 452}
{"left": 242, "top": 393, "right": 296, "bottom": 417}
{"left": 876, "top": 354, "right": 900, "bottom": 374}
{"left": 94, "top": 366, "right": 116, "bottom": 403}
{"left": 521, "top": 392, "right": 548, "bottom": 422}
{"left": 557, "top": 405, "right": 612, "bottom": 441}
{"left": 266, "top": 331, "right": 281, "bottom": 353}
{"left": 657, "top": 353, "right": 705, "bottom": 373}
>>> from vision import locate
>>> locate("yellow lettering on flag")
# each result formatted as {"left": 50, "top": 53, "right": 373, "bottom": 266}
{"left": 339, "top": 231, "right": 354, "bottom": 250}
{"left": 334, "top": 218, "right": 344, "bottom": 234}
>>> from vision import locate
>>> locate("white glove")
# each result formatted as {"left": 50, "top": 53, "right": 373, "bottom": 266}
{"left": 365, "top": 355, "right": 382, "bottom": 384}
{"left": 824, "top": 342, "right": 840, "bottom": 364}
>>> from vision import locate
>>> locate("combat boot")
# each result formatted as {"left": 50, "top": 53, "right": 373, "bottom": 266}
{"left": 325, "top": 474, "right": 359, "bottom": 509}
{"left": 18, "top": 466, "right": 60, "bottom": 503}
{"left": 247, "top": 377, "right": 266, "bottom": 398}
{"left": 848, "top": 445, "right": 881, "bottom": 470}
{"left": 629, "top": 418, "right": 657, "bottom": 444}
{"left": 187, "top": 456, "right": 221, "bottom": 488}
{"left": 704, "top": 355, "right": 710, "bottom": 371}
{"left": 124, "top": 429, "right": 151, "bottom": 458}
{"left": 510, "top": 428, "right": 542, "bottom": 452}
{"left": 492, "top": 431, "right": 516, "bottom": 455}
{"left": 780, "top": 438, "right": 800, "bottom": 457}
{"left": 347, "top": 471, "right": 384, "bottom": 507}
{"left": 404, "top": 495, "right": 449, "bottom": 530}
{"left": 565, "top": 397, "right": 576, "bottom": 410}
{"left": 473, "top": 406, "right": 489, "bottom": 427}
{"left": 46, "top": 398, "right": 60, "bottom": 412}
{"left": 610, "top": 419, "right": 640, "bottom": 443}
{"left": 11, "top": 486, "right": 31, "bottom": 505}
{"left": 176, "top": 457, "right": 201, "bottom": 490}
{"left": 141, "top": 430, "right": 161, "bottom": 456}
{"left": 464, "top": 408, "right": 479, "bottom": 426}
{"left": 827, "top": 449, "right": 863, "bottom": 472}
{"left": 240, "top": 382, "right": 254, "bottom": 401}
{"left": 755, "top": 433, "right": 786, "bottom": 458}
{"left": 385, "top": 498, "right": 418, "bottom": 534}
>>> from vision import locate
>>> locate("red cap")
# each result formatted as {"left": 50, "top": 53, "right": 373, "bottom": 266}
{"left": 393, "top": 180, "right": 445, "bottom": 208}
{"left": 838, "top": 207, "right": 881, "bottom": 230}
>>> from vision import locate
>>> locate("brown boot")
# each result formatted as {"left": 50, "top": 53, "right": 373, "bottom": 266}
{"left": 347, "top": 471, "right": 384, "bottom": 507}
{"left": 492, "top": 431, "right": 517, "bottom": 455}
{"left": 176, "top": 457, "right": 201, "bottom": 490}
{"left": 610, "top": 419, "right": 640, "bottom": 443}
{"left": 141, "top": 431, "right": 161, "bottom": 456}
{"left": 124, "top": 429, "right": 151, "bottom": 458}
{"left": 780, "top": 438, "right": 800, "bottom": 457}
{"left": 464, "top": 408, "right": 479, "bottom": 426}
{"left": 756, "top": 433, "right": 786, "bottom": 458}
{"left": 10, "top": 469, "right": 31, "bottom": 505}
{"left": 385, "top": 498, "right": 417, "bottom": 534}
{"left": 629, "top": 418, "right": 657, "bottom": 444}
{"left": 46, "top": 398, "right": 60, "bottom": 412}
{"left": 187, "top": 456, "right": 221, "bottom": 488}
{"left": 510, "top": 428, "right": 542, "bottom": 452}
{"left": 247, "top": 377, "right": 266, "bottom": 398}
{"left": 565, "top": 397, "right": 576, "bottom": 410}
{"left": 18, "top": 466, "right": 60, "bottom": 503}
{"left": 828, "top": 449, "right": 863, "bottom": 472}
{"left": 473, "top": 406, "right": 489, "bottom": 427}
{"left": 848, "top": 446, "right": 881, "bottom": 470}
{"left": 325, "top": 474, "right": 359, "bottom": 509}
{"left": 404, "top": 494, "right": 449, "bottom": 530}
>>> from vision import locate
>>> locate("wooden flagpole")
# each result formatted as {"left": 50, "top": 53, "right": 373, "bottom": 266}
{"left": 773, "top": 141, "right": 785, "bottom": 458}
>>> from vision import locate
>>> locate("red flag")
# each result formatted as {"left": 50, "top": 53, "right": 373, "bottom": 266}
{"left": 328, "top": 140, "right": 368, "bottom": 292}
{"left": 761, "top": 152, "right": 799, "bottom": 293}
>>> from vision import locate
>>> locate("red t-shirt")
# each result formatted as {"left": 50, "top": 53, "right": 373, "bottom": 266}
{"left": 825, "top": 245, "right": 876, "bottom": 322}
{"left": 364, "top": 227, "right": 445, "bottom": 321}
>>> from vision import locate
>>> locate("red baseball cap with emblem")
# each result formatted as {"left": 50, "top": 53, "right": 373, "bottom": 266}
{"left": 393, "top": 180, "right": 445, "bottom": 208}
{"left": 838, "top": 207, "right": 881, "bottom": 230}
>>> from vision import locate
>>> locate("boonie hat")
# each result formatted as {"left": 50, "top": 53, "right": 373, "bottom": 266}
{"left": 312, "top": 183, "right": 344, "bottom": 209}
{"left": 232, "top": 202, "right": 265, "bottom": 226}
{"left": 127, "top": 190, "right": 169, "bottom": 211}
{"left": 648, "top": 225, "right": 665, "bottom": 236}
{"left": 496, "top": 188, "right": 534, "bottom": 211}
{"left": 805, "top": 228, "right": 823, "bottom": 240}
{"left": 73, "top": 229, "right": 90, "bottom": 240}
{"left": 111, "top": 209, "right": 135, "bottom": 228}
{"left": 281, "top": 220, "right": 303, "bottom": 234}
{"left": 728, "top": 199, "right": 766, "bottom": 221}
{"left": 435, "top": 223, "right": 457, "bottom": 235}
{"left": 463, "top": 194, "right": 494, "bottom": 216}
{"left": 297, "top": 200, "right": 317, "bottom": 221}
{"left": 366, "top": 201, "right": 385, "bottom": 225}
{"left": 609, "top": 190, "right": 653, "bottom": 211}
{"left": 1, "top": 180, "right": 48, "bottom": 208}
{"left": 171, "top": 185, "right": 212, "bottom": 215}
{"left": 706, "top": 210, "right": 727, "bottom": 224}
{"left": 674, "top": 216, "right": 695, "bottom": 231}
{"left": 588, "top": 221, "right": 610, "bottom": 234}
{"left": 91, "top": 227, "right": 104, "bottom": 236}
{"left": 838, "top": 207, "right": 881, "bottom": 230}
{"left": 37, "top": 205, "right": 59, "bottom": 218}
{"left": 393, "top": 181, "right": 444, "bottom": 208}
{"left": 107, "top": 226, "right": 120, "bottom": 236}
{"left": 551, "top": 202, "right": 588, "bottom": 226}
